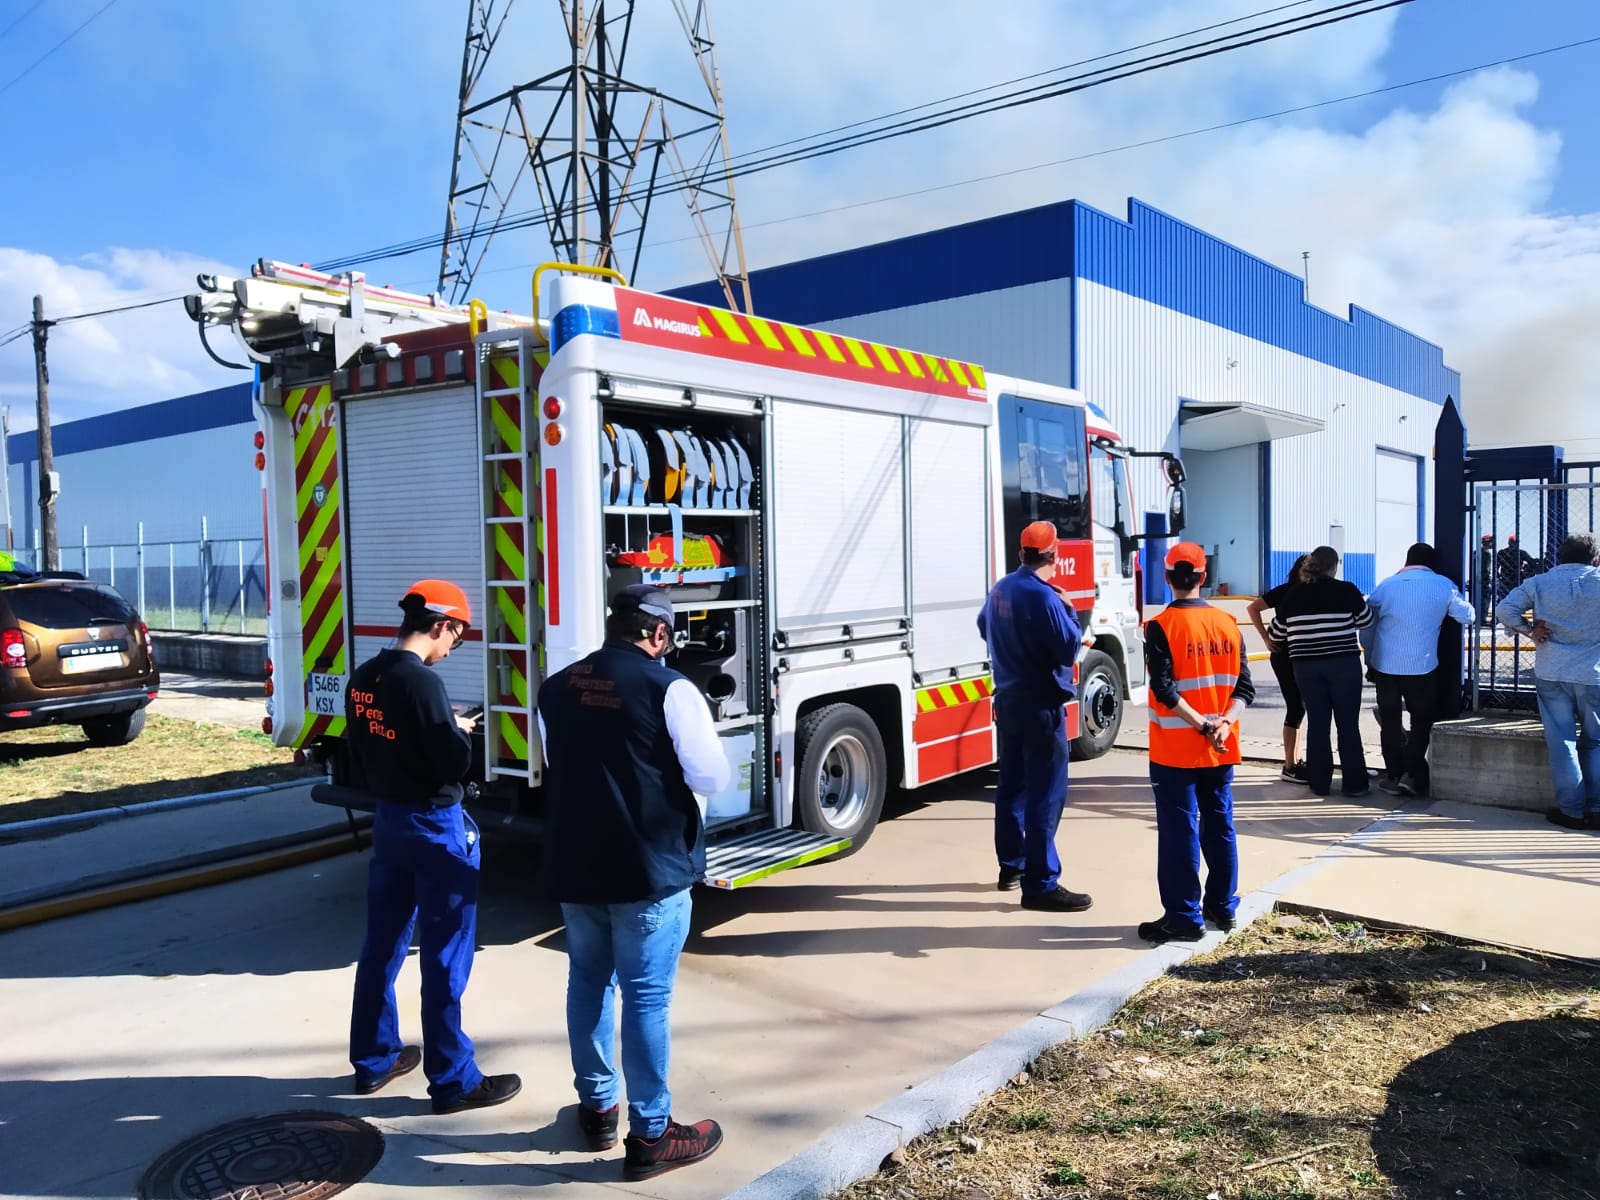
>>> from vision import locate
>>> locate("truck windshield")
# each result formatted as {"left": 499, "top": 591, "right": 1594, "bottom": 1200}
{"left": 1090, "top": 447, "right": 1129, "bottom": 538}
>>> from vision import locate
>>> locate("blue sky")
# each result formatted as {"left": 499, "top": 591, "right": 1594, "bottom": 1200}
{"left": 1, "top": 0, "right": 1597, "bottom": 451}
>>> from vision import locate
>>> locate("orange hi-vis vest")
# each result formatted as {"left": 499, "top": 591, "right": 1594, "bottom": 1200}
{"left": 1148, "top": 603, "right": 1243, "bottom": 769}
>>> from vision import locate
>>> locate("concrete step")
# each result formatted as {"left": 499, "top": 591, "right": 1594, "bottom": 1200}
{"left": 1429, "top": 714, "right": 1551, "bottom": 811}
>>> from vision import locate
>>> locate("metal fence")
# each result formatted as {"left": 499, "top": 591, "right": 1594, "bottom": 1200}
{"left": 1468, "top": 473, "right": 1599, "bottom": 710}
{"left": 23, "top": 518, "right": 267, "bottom": 635}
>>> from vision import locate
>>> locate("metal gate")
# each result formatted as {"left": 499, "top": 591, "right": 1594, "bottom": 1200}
{"left": 1468, "top": 464, "right": 1599, "bottom": 710}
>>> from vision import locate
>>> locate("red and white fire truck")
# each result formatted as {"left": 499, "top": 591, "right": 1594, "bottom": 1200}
{"left": 185, "top": 262, "right": 1184, "bottom": 886}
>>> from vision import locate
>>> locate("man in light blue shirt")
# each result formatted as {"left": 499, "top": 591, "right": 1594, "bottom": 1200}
{"left": 1495, "top": 532, "right": 1600, "bottom": 830}
{"left": 1360, "top": 543, "right": 1474, "bottom": 796}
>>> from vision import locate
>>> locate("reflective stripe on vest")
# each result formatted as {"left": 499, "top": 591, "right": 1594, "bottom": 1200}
{"left": 1148, "top": 604, "right": 1244, "bottom": 769}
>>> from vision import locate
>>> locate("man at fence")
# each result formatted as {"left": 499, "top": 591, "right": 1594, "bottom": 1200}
{"left": 1360, "top": 543, "right": 1474, "bottom": 797}
{"left": 1494, "top": 533, "right": 1600, "bottom": 831}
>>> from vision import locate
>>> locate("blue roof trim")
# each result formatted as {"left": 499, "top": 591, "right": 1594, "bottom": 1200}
{"left": 8, "top": 381, "right": 255, "bottom": 463}
{"left": 670, "top": 197, "right": 1457, "bottom": 404}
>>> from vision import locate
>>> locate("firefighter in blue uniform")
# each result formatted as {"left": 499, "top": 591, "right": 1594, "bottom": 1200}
{"left": 345, "top": 579, "right": 521, "bottom": 1113}
{"left": 976, "top": 520, "right": 1093, "bottom": 912}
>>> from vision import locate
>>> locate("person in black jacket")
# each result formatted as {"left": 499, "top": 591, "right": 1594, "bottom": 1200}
{"left": 1267, "top": 547, "right": 1374, "bottom": 797}
{"left": 346, "top": 580, "right": 521, "bottom": 1114}
{"left": 538, "top": 585, "right": 732, "bottom": 1181}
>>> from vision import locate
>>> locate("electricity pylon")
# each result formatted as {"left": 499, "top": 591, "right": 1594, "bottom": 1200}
{"left": 439, "top": 0, "right": 751, "bottom": 312}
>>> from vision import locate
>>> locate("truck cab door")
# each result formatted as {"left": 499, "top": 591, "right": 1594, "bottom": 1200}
{"left": 1089, "top": 445, "right": 1146, "bottom": 690}
{"left": 997, "top": 394, "right": 1093, "bottom": 610}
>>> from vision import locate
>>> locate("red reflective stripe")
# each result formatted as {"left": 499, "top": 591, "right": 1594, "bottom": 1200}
{"left": 913, "top": 698, "right": 992, "bottom": 744}
{"left": 545, "top": 467, "right": 561, "bottom": 625}
{"left": 916, "top": 727, "right": 996, "bottom": 782}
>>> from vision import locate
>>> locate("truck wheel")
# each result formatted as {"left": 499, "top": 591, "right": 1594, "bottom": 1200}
{"left": 82, "top": 707, "right": 146, "bottom": 747}
{"left": 1071, "top": 650, "right": 1123, "bottom": 761}
{"left": 793, "top": 703, "right": 887, "bottom": 856}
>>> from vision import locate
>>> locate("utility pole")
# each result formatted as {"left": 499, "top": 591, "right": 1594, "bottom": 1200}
{"left": 32, "top": 295, "right": 58, "bottom": 571}
{"left": 0, "top": 406, "right": 12, "bottom": 550}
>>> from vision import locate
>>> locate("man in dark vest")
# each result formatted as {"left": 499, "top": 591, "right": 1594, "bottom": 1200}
{"left": 538, "top": 585, "right": 732, "bottom": 1181}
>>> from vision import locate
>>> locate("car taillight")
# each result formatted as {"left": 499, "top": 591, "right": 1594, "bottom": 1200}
{"left": 1, "top": 629, "right": 25, "bottom": 669}
{"left": 139, "top": 620, "right": 154, "bottom": 659}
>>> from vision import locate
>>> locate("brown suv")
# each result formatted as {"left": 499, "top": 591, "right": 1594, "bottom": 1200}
{"left": 0, "top": 563, "right": 160, "bottom": 745}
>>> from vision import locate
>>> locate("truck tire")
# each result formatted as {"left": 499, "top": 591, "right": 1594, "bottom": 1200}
{"left": 1070, "top": 650, "right": 1123, "bottom": 761}
{"left": 82, "top": 706, "right": 146, "bottom": 747}
{"left": 793, "top": 703, "right": 887, "bottom": 856}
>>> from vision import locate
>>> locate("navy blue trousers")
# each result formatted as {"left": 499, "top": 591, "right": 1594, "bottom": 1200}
{"left": 993, "top": 695, "right": 1069, "bottom": 895}
{"left": 1149, "top": 761, "right": 1238, "bottom": 931}
{"left": 350, "top": 803, "right": 484, "bottom": 1103}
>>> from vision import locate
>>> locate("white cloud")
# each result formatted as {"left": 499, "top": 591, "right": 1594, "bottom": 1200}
{"left": 0, "top": 248, "right": 245, "bottom": 432}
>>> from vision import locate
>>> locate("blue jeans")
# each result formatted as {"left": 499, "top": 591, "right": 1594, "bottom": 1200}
{"left": 1149, "top": 762, "right": 1238, "bottom": 930}
{"left": 562, "top": 888, "right": 692, "bottom": 1140}
{"left": 350, "top": 803, "right": 484, "bottom": 1103}
{"left": 993, "top": 695, "right": 1069, "bottom": 894}
{"left": 1291, "top": 655, "right": 1369, "bottom": 794}
{"left": 1533, "top": 678, "right": 1600, "bottom": 818}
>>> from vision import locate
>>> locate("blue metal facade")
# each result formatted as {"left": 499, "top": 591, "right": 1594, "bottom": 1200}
{"left": 8, "top": 382, "right": 254, "bottom": 463}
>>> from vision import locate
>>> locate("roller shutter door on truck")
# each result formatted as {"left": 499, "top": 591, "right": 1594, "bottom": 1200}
{"left": 342, "top": 387, "right": 486, "bottom": 705}
{"left": 908, "top": 418, "right": 989, "bottom": 677}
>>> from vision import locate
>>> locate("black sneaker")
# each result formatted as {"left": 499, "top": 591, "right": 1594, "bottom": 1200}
{"left": 1203, "top": 907, "right": 1236, "bottom": 932}
{"left": 354, "top": 1045, "right": 421, "bottom": 1095}
{"left": 623, "top": 1118, "right": 723, "bottom": 1181}
{"left": 1019, "top": 885, "right": 1094, "bottom": 912}
{"left": 578, "top": 1103, "right": 619, "bottom": 1151}
{"left": 431, "top": 1073, "right": 522, "bottom": 1115}
{"left": 1546, "top": 808, "right": 1589, "bottom": 831}
{"left": 1137, "top": 917, "right": 1204, "bottom": 944}
{"left": 996, "top": 865, "right": 1024, "bottom": 891}
{"left": 1280, "top": 761, "right": 1309, "bottom": 783}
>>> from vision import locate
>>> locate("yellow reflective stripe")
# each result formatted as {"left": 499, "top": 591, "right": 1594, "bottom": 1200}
{"left": 490, "top": 354, "right": 520, "bottom": 389}
{"left": 494, "top": 525, "right": 526, "bottom": 581}
{"left": 897, "top": 349, "right": 926, "bottom": 378}
{"left": 948, "top": 361, "right": 973, "bottom": 388}
{"left": 710, "top": 309, "right": 750, "bottom": 344}
{"left": 498, "top": 473, "right": 524, "bottom": 519}
{"left": 509, "top": 661, "right": 528, "bottom": 706}
{"left": 917, "top": 690, "right": 938, "bottom": 712}
{"left": 495, "top": 588, "right": 526, "bottom": 643}
{"left": 923, "top": 355, "right": 949, "bottom": 382}
{"left": 490, "top": 401, "right": 522, "bottom": 456}
{"left": 969, "top": 364, "right": 987, "bottom": 389}
{"left": 297, "top": 481, "right": 341, "bottom": 574}
{"left": 871, "top": 344, "right": 901, "bottom": 373}
{"left": 936, "top": 684, "right": 960, "bottom": 707}
{"left": 782, "top": 323, "right": 817, "bottom": 356}
{"left": 841, "top": 337, "right": 873, "bottom": 368}
{"left": 294, "top": 433, "right": 337, "bottom": 515}
{"left": 499, "top": 714, "right": 529, "bottom": 760}
{"left": 812, "top": 331, "right": 848, "bottom": 363}
{"left": 746, "top": 315, "right": 785, "bottom": 351}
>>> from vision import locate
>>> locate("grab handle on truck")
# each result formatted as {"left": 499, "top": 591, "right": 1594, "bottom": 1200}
{"left": 531, "top": 261, "right": 630, "bottom": 348}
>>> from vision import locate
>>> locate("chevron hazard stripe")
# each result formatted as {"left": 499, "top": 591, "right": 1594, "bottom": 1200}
{"left": 289, "top": 384, "right": 347, "bottom": 748}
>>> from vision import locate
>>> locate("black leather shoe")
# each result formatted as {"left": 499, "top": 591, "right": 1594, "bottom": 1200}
{"left": 354, "top": 1045, "right": 421, "bottom": 1095}
{"left": 1137, "top": 917, "right": 1204, "bottom": 944}
{"left": 432, "top": 1073, "right": 522, "bottom": 1115}
{"left": 1020, "top": 885, "right": 1093, "bottom": 912}
{"left": 996, "top": 866, "right": 1024, "bottom": 891}
{"left": 1203, "top": 907, "right": 1237, "bottom": 932}
{"left": 1546, "top": 808, "right": 1588, "bottom": 831}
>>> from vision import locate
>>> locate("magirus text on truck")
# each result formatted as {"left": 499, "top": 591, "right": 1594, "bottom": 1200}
{"left": 184, "top": 262, "right": 1185, "bottom": 887}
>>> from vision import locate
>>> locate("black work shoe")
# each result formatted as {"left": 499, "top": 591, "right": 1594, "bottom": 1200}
{"left": 1020, "top": 885, "right": 1094, "bottom": 913}
{"left": 354, "top": 1045, "right": 421, "bottom": 1095}
{"left": 623, "top": 1117, "right": 723, "bottom": 1181}
{"left": 1203, "top": 907, "right": 1237, "bottom": 932}
{"left": 578, "top": 1103, "right": 619, "bottom": 1151}
{"left": 1546, "top": 807, "right": 1589, "bottom": 831}
{"left": 1137, "top": 917, "right": 1204, "bottom": 944}
{"left": 431, "top": 1073, "right": 522, "bottom": 1115}
{"left": 996, "top": 866, "right": 1024, "bottom": 891}
{"left": 1280, "top": 761, "right": 1309, "bottom": 783}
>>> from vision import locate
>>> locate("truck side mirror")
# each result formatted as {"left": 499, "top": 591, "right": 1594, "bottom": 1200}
{"left": 1161, "top": 455, "right": 1185, "bottom": 487}
{"left": 1167, "top": 486, "right": 1187, "bottom": 536}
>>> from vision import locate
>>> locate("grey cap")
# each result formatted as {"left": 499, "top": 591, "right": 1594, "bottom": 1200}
{"left": 611, "top": 583, "right": 674, "bottom": 625}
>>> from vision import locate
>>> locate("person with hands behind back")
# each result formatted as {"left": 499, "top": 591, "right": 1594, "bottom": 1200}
{"left": 1139, "top": 543, "right": 1255, "bottom": 944}
{"left": 346, "top": 579, "right": 522, "bottom": 1115}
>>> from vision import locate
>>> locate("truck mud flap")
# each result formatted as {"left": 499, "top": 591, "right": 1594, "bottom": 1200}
{"left": 703, "top": 828, "right": 851, "bottom": 889}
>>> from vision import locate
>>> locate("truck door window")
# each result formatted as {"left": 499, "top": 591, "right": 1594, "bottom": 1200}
{"left": 1017, "top": 404, "right": 1089, "bottom": 541}
{"left": 1090, "top": 447, "right": 1128, "bottom": 539}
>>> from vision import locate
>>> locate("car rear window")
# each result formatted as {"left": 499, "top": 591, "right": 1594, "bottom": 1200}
{"left": 4, "top": 584, "right": 135, "bottom": 628}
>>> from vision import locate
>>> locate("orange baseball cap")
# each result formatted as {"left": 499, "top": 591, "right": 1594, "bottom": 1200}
{"left": 401, "top": 579, "right": 472, "bottom": 627}
{"left": 1020, "top": 521, "right": 1058, "bottom": 552}
{"left": 1164, "top": 542, "right": 1207, "bottom": 572}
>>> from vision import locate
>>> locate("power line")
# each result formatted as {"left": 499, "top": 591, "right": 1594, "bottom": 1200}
{"left": 315, "top": 0, "right": 1408, "bottom": 274}
{"left": 0, "top": 0, "right": 121, "bottom": 99}
{"left": 0, "top": 0, "right": 51, "bottom": 41}
{"left": 49, "top": 294, "right": 185, "bottom": 324}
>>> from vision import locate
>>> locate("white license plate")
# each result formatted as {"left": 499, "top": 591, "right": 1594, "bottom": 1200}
{"left": 308, "top": 672, "right": 347, "bottom": 717}
{"left": 62, "top": 651, "right": 125, "bottom": 674}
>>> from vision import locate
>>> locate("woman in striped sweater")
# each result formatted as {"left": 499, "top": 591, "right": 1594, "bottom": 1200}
{"left": 1267, "top": 546, "right": 1373, "bottom": 797}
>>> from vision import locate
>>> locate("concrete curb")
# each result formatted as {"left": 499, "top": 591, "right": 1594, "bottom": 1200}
{"left": 0, "top": 777, "right": 313, "bottom": 844}
{"left": 723, "top": 804, "right": 1417, "bottom": 1200}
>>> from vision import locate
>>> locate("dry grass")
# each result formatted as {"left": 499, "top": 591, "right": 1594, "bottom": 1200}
{"left": 840, "top": 917, "right": 1600, "bottom": 1200}
{"left": 0, "top": 713, "right": 314, "bottom": 822}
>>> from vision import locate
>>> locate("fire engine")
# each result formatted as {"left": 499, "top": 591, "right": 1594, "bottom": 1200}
{"left": 184, "top": 262, "right": 1185, "bottom": 887}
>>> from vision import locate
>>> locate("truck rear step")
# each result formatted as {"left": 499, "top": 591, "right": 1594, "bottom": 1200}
{"left": 703, "top": 828, "right": 850, "bottom": 889}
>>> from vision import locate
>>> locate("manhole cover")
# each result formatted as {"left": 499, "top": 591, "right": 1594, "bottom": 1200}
{"left": 139, "top": 1111, "right": 384, "bottom": 1200}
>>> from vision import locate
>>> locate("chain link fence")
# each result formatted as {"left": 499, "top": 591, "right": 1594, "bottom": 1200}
{"left": 22, "top": 519, "right": 266, "bottom": 635}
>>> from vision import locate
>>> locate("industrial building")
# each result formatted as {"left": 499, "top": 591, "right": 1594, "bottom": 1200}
{"left": 6, "top": 198, "right": 1459, "bottom": 596}
{"left": 678, "top": 198, "right": 1460, "bottom": 595}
